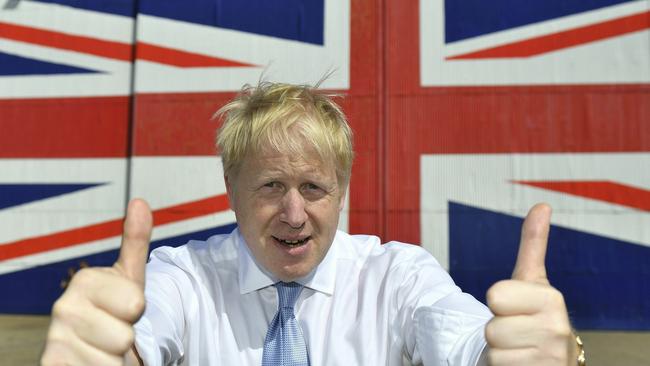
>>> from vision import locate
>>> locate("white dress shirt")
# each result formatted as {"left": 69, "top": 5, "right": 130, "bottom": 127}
{"left": 134, "top": 229, "right": 491, "bottom": 365}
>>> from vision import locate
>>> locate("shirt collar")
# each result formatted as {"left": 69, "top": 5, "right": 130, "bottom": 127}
{"left": 237, "top": 228, "right": 340, "bottom": 296}
{"left": 237, "top": 229, "right": 276, "bottom": 295}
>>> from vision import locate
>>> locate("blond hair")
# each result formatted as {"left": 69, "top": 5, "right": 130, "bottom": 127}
{"left": 215, "top": 81, "right": 354, "bottom": 186}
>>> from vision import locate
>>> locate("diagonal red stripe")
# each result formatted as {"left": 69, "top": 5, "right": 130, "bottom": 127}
{"left": 448, "top": 11, "right": 650, "bottom": 59}
{"left": 514, "top": 180, "right": 650, "bottom": 212}
{"left": 0, "top": 21, "right": 133, "bottom": 61}
{"left": 0, "top": 22, "right": 256, "bottom": 68}
{"left": 0, "top": 194, "right": 231, "bottom": 261}
{"left": 136, "top": 42, "right": 255, "bottom": 67}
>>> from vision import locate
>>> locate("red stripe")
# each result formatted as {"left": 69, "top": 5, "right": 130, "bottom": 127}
{"left": 0, "top": 22, "right": 254, "bottom": 67}
{"left": 0, "top": 194, "right": 231, "bottom": 261}
{"left": 0, "top": 96, "right": 130, "bottom": 158}
{"left": 137, "top": 42, "right": 255, "bottom": 67}
{"left": 152, "top": 194, "right": 230, "bottom": 225}
{"left": 514, "top": 180, "right": 650, "bottom": 212}
{"left": 133, "top": 91, "right": 236, "bottom": 156}
{"left": 0, "top": 21, "right": 133, "bottom": 61}
{"left": 448, "top": 11, "right": 650, "bottom": 59}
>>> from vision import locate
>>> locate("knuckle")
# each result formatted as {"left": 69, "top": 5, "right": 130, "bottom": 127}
{"left": 485, "top": 287, "right": 495, "bottom": 306}
{"left": 126, "top": 290, "right": 146, "bottom": 321}
{"left": 558, "top": 323, "right": 573, "bottom": 337}
{"left": 483, "top": 319, "right": 496, "bottom": 345}
{"left": 46, "top": 321, "right": 68, "bottom": 344}
{"left": 547, "top": 319, "right": 572, "bottom": 341}
{"left": 51, "top": 298, "right": 74, "bottom": 321}
{"left": 547, "top": 287, "right": 566, "bottom": 307}
{"left": 539, "top": 286, "right": 568, "bottom": 317}
{"left": 69, "top": 267, "right": 97, "bottom": 288}
{"left": 119, "top": 327, "right": 136, "bottom": 353}
{"left": 485, "top": 286, "right": 498, "bottom": 307}
{"left": 486, "top": 280, "right": 508, "bottom": 307}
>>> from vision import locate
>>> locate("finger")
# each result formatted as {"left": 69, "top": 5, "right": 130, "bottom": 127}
{"left": 512, "top": 203, "right": 551, "bottom": 283}
{"left": 115, "top": 198, "right": 153, "bottom": 288}
{"left": 487, "top": 347, "right": 538, "bottom": 366}
{"left": 66, "top": 268, "right": 145, "bottom": 322}
{"left": 74, "top": 341, "right": 124, "bottom": 366}
{"left": 42, "top": 324, "right": 124, "bottom": 366}
{"left": 67, "top": 303, "right": 136, "bottom": 355}
{"left": 485, "top": 315, "right": 538, "bottom": 349}
{"left": 486, "top": 280, "right": 557, "bottom": 315}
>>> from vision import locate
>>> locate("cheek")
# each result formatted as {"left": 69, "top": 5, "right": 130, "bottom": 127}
{"left": 243, "top": 200, "right": 280, "bottom": 228}
{"left": 309, "top": 201, "right": 342, "bottom": 227}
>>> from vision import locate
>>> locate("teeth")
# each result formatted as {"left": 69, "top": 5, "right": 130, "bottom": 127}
{"left": 274, "top": 236, "right": 309, "bottom": 246}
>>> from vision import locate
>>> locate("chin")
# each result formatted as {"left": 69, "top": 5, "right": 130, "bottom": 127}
{"left": 274, "top": 265, "right": 312, "bottom": 282}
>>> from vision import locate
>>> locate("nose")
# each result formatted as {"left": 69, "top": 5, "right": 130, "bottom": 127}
{"left": 280, "top": 188, "right": 307, "bottom": 229}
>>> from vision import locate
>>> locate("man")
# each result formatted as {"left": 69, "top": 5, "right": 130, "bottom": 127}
{"left": 41, "top": 81, "right": 582, "bottom": 365}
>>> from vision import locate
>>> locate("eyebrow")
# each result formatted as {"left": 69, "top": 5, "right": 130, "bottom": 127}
{"left": 256, "top": 168, "right": 335, "bottom": 184}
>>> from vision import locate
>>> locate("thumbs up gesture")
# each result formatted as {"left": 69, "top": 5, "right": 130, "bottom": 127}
{"left": 41, "top": 199, "right": 152, "bottom": 365}
{"left": 485, "top": 203, "right": 579, "bottom": 365}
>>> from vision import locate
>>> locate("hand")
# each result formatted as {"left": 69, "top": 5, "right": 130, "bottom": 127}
{"left": 41, "top": 199, "right": 152, "bottom": 365}
{"left": 485, "top": 203, "right": 578, "bottom": 365}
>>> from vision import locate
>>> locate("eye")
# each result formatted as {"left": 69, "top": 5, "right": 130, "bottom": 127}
{"left": 303, "top": 183, "right": 321, "bottom": 192}
{"left": 301, "top": 183, "right": 327, "bottom": 200}
{"left": 261, "top": 181, "right": 282, "bottom": 190}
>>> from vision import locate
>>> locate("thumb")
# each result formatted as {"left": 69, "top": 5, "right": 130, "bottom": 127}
{"left": 115, "top": 198, "right": 153, "bottom": 289}
{"left": 512, "top": 203, "right": 551, "bottom": 284}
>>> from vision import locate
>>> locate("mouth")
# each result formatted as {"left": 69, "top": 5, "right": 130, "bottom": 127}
{"left": 272, "top": 235, "right": 311, "bottom": 248}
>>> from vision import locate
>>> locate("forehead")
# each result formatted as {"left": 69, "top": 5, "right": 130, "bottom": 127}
{"left": 244, "top": 147, "right": 334, "bottom": 177}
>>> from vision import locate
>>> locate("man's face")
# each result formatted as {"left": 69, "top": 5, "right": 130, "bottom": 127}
{"left": 226, "top": 146, "right": 346, "bottom": 282}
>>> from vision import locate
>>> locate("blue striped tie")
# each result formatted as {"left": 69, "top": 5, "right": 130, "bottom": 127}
{"left": 261, "top": 282, "right": 310, "bottom": 366}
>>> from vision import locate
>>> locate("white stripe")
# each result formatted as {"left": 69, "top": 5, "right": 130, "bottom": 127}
{"left": 0, "top": 210, "right": 236, "bottom": 275}
{"left": 443, "top": 1, "right": 650, "bottom": 57}
{"left": 0, "top": 1, "right": 134, "bottom": 43}
{"left": 0, "top": 73, "right": 131, "bottom": 98}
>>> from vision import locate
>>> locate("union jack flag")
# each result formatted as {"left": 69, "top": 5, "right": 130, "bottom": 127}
{"left": 413, "top": 0, "right": 650, "bottom": 329}
{"left": 1, "top": 0, "right": 649, "bottom": 331}
{"left": 0, "top": 0, "right": 350, "bottom": 313}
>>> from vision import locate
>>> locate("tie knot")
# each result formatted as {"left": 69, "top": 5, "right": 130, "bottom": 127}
{"left": 275, "top": 281, "right": 303, "bottom": 309}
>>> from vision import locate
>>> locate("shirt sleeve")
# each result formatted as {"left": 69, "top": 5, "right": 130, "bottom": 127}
{"left": 134, "top": 253, "right": 190, "bottom": 366}
{"left": 391, "top": 244, "right": 492, "bottom": 366}
{"left": 412, "top": 294, "right": 490, "bottom": 366}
